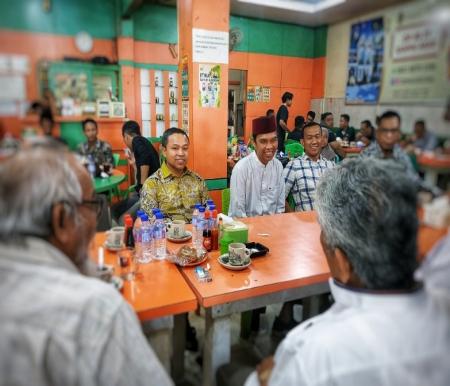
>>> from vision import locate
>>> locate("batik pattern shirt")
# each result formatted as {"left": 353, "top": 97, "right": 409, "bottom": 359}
{"left": 77, "top": 139, "right": 114, "bottom": 165}
{"left": 140, "top": 162, "right": 209, "bottom": 222}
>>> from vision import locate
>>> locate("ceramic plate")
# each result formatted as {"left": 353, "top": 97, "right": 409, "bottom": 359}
{"left": 180, "top": 253, "right": 208, "bottom": 267}
{"left": 104, "top": 242, "right": 125, "bottom": 251}
{"left": 218, "top": 253, "right": 251, "bottom": 271}
{"left": 167, "top": 231, "right": 192, "bottom": 243}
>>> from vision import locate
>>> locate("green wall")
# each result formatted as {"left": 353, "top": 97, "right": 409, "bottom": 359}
{"left": 132, "top": 4, "right": 178, "bottom": 44}
{"left": 0, "top": 1, "right": 326, "bottom": 57}
{"left": 230, "top": 16, "right": 327, "bottom": 58}
{"left": 0, "top": 0, "right": 117, "bottom": 39}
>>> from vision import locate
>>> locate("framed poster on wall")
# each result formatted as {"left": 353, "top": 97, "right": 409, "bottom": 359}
{"left": 345, "top": 17, "right": 384, "bottom": 104}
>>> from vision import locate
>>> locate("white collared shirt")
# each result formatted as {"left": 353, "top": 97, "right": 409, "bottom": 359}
{"left": 229, "top": 151, "right": 285, "bottom": 218}
{"left": 245, "top": 278, "right": 450, "bottom": 386}
{"left": 0, "top": 237, "right": 173, "bottom": 386}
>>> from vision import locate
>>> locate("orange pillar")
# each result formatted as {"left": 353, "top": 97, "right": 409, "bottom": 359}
{"left": 178, "top": 0, "right": 229, "bottom": 184}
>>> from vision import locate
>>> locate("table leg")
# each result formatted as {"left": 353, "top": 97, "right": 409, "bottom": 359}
{"left": 424, "top": 169, "right": 439, "bottom": 187}
{"left": 171, "top": 313, "right": 186, "bottom": 383}
{"left": 203, "top": 308, "right": 231, "bottom": 386}
{"left": 142, "top": 316, "right": 173, "bottom": 373}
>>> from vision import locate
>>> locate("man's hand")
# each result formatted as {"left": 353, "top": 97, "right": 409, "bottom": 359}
{"left": 256, "top": 356, "right": 274, "bottom": 386}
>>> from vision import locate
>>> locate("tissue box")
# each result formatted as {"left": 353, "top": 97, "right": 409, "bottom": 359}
{"left": 222, "top": 221, "right": 249, "bottom": 243}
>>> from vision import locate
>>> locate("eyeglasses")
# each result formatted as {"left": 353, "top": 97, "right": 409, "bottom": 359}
{"left": 79, "top": 198, "right": 103, "bottom": 219}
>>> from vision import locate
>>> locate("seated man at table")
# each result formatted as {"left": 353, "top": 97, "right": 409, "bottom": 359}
{"left": 286, "top": 116, "right": 305, "bottom": 142}
{"left": 284, "top": 122, "right": 334, "bottom": 211}
{"left": 0, "top": 144, "right": 173, "bottom": 386}
{"left": 245, "top": 158, "right": 450, "bottom": 386}
{"left": 412, "top": 119, "right": 438, "bottom": 151}
{"left": 140, "top": 127, "right": 209, "bottom": 222}
{"left": 112, "top": 120, "right": 160, "bottom": 222}
{"left": 320, "top": 112, "right": 345, "bottom": 159}
{"left": 77, "top": 118, "right": 114, "bottom": 166}
{"left": 320, "top": 126, "right": 337, "bottom": 162}
{"left": 336, "top": 113, "right": 356, "bottom": 142}
{"left": 360, "top": 110, "right": 438, "bottom": 194}
{"left": 229, "top": 116, "right": 285, "bottom": 218}
{"left": 356, "top": 119, "right": 375, "bottom": 146}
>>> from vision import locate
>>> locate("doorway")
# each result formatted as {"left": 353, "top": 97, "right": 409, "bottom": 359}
{"left": 228, "top": 69, "right": 247, "bottom": 138}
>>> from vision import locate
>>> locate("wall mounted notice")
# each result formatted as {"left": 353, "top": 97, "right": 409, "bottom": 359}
{"left": 193, "top": 28, "right": 229, "bottom": 64}
{"left": 199, "top": 64, "right": 221, "bottom": 108}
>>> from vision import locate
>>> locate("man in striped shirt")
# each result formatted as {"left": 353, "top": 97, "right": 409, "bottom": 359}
{"left": 283, "top": 122, "right": 334, "bottom": 211}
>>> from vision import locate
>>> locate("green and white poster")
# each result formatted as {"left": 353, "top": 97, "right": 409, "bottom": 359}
{"left": 199, "top": 64, "right": 221, "bottom": 108}
{"left": 380, "top": 1, "right": 449, "bottom": 104}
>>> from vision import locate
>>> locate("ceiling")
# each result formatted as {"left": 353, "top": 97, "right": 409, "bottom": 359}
{"left": 145, "top": 0, "right": 411, "bottom": 26}
{"left": 229, "top": 0, "right": 412, "bottom": 26}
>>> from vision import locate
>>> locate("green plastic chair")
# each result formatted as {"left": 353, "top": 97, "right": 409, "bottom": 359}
{"left": 113, "top": 153, "right": 120, "bottom": 167}
{"left": 285, "top": 142, "right": 304, "bottom": 158}
{"left": 285, "top": 139, "right": 298, "bottom": 145}
{"left": 222, "top": 188, "right": 230, "bottom": 216}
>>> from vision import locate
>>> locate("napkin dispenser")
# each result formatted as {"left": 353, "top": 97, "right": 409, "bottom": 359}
{"left": 222, "top": 221, "right": 249, "bottom": 244}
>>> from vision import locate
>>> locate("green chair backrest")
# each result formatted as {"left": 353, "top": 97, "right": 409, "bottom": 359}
{"left": 222, "top": 188, "right": 231, "bottom": 216}
{"left": 285, "top": 142, "right": 304, "bottom": 158}
{"left": 113, "top": 153, "right": 120, "bottom": 167}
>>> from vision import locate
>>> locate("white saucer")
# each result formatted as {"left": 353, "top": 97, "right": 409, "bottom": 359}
{"left": 167, "top": 231, "right": 192, "bottom": 243}
{"left": 218, "top": 253, "right": 251, "bottom": 271}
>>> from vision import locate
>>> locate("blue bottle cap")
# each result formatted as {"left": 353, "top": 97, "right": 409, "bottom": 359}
{"left": 209, "top": 204, "right": 216, "bottom": 210}
{"left": 155, "top": 212, "right": 164, "bottom": 220}
{"left": 207, "top": 199, "right": 214, "bottom": 205}
{"left": 199, "top": 207, "right": 205, "bottom": 213}
{"left": 136, "top": 209, "right": 144, "bottom": 216}
{"left": 152, "top": 208, "right": 161, "bottom": 214}
{"left": 141, "top": 214, "right": 149, "bottom": 222}
{"left": 195, "top": 203, "right": 201, "bottom": 209}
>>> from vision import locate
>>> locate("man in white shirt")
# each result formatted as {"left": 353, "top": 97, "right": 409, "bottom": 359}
{"left": 245, "top": 158, "right": 450, "bottom": 386}
{"left": 229, "top": 116, "right": 284, "bottom": 218}
{"left": 0, "top": 144, "right": 173, "bottom": 386}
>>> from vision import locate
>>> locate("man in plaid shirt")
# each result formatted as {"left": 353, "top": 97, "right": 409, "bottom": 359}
{"left": 283, "top": 122, "right": 334, "bottom": 211}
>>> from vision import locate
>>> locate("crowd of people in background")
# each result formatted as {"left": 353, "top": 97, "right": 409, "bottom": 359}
{"left": 1, "top": 87, "right": 449, "bottom": 386}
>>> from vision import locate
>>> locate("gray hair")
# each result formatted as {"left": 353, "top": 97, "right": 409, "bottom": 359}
{"left": 321, "top": 126, "right": 329, "bottom": 137}
{"left": 316, "top": 158, "right": 418, "bottom": 290}
{"left": 0, "top": 146, "right": 82, "bottom": 241}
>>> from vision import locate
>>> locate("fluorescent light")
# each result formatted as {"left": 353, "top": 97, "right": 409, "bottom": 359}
{"left": 236, "top": 0, "right": 346, "bottom": 13}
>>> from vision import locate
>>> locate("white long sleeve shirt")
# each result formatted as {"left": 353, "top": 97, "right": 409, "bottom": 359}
{"left": 245, "top": 278, "right": 450, "bottom": 386}
{"left": 0, "top": 237, "right": 173, "bottom": 386}
{"left": 229, "top": 152, "right": 285, "bottom": 218}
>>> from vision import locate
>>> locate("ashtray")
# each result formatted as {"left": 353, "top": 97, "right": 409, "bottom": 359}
{"left": 245, "top": 242, "right": 269, "bottom": 257}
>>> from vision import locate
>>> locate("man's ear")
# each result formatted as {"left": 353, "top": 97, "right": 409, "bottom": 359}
{"left": 334, "top": 248, "right": 353, "bottom": 285}
{"left": 51, "top": 203, "right": 72, "bottom": 244}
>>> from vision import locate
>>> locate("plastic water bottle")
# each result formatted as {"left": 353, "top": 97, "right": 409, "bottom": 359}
{"left": 141, "top": 214, "right": 154, "bottom": 263}
{"left": 87, "top": 154, "right": 96, "bottom": 179}
{"left": 192, "top": 203, "right": 201, "bottom": 245}
{"left": 153, "top": 212, "right": 166, "bottom": 260}
{"left": 195, "top": 207, "right": 205, "bottom": 250}
{"left": 151, "top": 208, "right": 161, "bottom": 224}
{"left": 133, "top": 210, "right": 145, "bottom": 261}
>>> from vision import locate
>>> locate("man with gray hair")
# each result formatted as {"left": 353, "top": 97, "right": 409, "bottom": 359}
{"left": 245, "top": 158, "right": 450, "bottom": 386}
{"left": 0, "top": 145, "right": 173, "bottom": 386}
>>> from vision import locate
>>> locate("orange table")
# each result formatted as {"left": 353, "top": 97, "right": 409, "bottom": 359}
{"left": 417, "top": 153, "right": 450, "bottom": 187}
{"left": 92, "top": 233, "right": 197, "bottom": 376}
{"left": 342, "top": 146, "right": 363, "bottom": 157}
{"left": 179, "top": 211, "right": 447, "bottom": 386}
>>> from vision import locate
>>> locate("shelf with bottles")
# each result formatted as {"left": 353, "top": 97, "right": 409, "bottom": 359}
{"left": 168, "top": 72, "right": 177, "bottom": 88}
{"left": 154, "top": 70, "right": 164, "bottom": 88}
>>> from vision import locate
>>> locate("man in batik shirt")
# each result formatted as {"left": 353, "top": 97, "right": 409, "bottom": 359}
{"left": 140, "top": 128, "right": 209, "bottom": 222}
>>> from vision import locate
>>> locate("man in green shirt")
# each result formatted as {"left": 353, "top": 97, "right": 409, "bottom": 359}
{"left": 140, "top": 128, "right": 209, "bottom": 222}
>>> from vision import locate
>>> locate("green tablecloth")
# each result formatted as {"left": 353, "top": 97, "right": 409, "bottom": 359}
{"left": 94, "top": 171, "right": 126, "bottom": 194}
